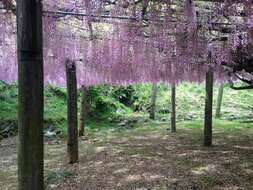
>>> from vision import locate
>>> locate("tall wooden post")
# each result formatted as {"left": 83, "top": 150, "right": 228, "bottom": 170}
{"left": 79, "top": 86, "right": 89, "bottom": 137}
{"left": 204, "top": 68, "right": 214, "bottom": 146}
{"left": 66, "top": 59, "right": 78, "bottom": 164}
{"left": 17, "top": 0, "right": 44, "bottom": 189}
{"left": 215, "top": 84, "right": 224, "bottom": 118}
{"left": 149, "top": 83, "right": 158, "bottom": 120}
{"left": 171, "top": 83, "right": 176, "bottom": 133}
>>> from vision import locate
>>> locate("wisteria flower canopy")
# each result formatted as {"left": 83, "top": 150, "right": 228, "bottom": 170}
{"left": 0, "top": 0, "right": 252, "bottom": 86}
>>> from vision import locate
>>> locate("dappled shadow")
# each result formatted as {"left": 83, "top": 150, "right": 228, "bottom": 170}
{"left": 47, "top": 124, "right": 253, "bottom": 190}
{"left": 1, "top": 123, "right": 253, "bottom": 190}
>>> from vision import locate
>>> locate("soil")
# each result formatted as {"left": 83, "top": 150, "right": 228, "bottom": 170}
{"left": 0, "top": 124, "right": 253, "bottom": 190}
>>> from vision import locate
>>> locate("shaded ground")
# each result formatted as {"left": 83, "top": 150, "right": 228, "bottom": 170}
{"left": 0, "top": 120, "right": 253, "bottom": 190}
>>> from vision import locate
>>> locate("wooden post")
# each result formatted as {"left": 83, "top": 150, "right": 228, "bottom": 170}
{"left": 66, "top": 60, "right": 78, "bottom": 164}
{"left": 204, "top": 68, "right": 214, "bottom": 146}
{"left": 149, "top": 83, "right": 158, "bottom": 120}
{"left": 215, "top": 84, "right": 224, "bottom": 118}
{"left": 17, "top": 0, "right": 44, "bottom": 189}
{"left": 79, "top": 86, "right": 89, "bottom": 137}
{"left": 171, "top": 83, "right": 176, "bottom": 133}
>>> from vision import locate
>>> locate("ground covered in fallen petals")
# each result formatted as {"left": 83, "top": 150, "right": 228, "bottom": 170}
{"left": 1, "top": 120, "right": 253, "bottom": 190}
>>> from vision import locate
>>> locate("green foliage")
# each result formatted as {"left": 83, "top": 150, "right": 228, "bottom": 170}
{"left": 89, "top": 85, "right": 133, "bottom": 116}
{"left": 111, "top": 85, "right": 136, "bottom": 106}
{"left": 131, "top": 84, "right": 153, "bottom": 111}
{"left": 0, "top": 82, "right": 68, "bottom": 132}
{"left": 1, "top": 81, "right": 253, "bottom": 135}
{"left": 0, "top": 82, "right": 18, "bottom": 121}
{"left": 47, "top": 85, "right": 67, "bottom": 100}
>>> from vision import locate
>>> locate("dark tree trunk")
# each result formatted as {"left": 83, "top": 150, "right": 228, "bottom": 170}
{"left": 17, "top": 0, "right": 44, "bottom": 189}
{"left": 66, "top": 60, "right": 78, "bottom": 164}
{"left": 204, "top": 68, "right": 214, "bottom": 146}
{"left": 171, "top": 83, "right": 176, "bottom": 133}
{"left": 149, "top": 83, "right": 158, "bottom": 120}
{"left": 215, "top": 84, "right": 224, "bottom": 118}
{"left": 79, "top": 86, "right": 89, "bottom": 137}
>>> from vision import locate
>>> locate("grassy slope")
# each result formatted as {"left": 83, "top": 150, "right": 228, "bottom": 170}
{"left": 0, "top": 83, "right": 68, "bottom": 133}
{"left": 156, "top": 83, "right": 253, "bottom": 121}
{"left": 1, "top": 82, "right": 253, "bottom": 133}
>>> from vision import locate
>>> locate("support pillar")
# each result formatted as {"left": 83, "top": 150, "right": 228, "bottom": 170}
{"left": 171, "top": 83, "right": 176, "bottom": 133}
{"left": 149, "top": 83, "right": 158, "bottom": 120}
{"left": 66, "top": 59, "right": 78, "bottom": 164}
{"left": 17, "top": 0, "right": 44, "bottom": 189}
{"left": 215, "top": 84, "right": 224, "bottom": 118}
{"left": 204, "top": 68, "right": 214, "bottom": 146}
{"left": 79, "top": 86, "right": 89, "bottom": 137}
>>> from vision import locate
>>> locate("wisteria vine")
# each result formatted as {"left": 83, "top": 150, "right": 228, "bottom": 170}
{"left": 0, "top": 0, "right": 252, "bottom": 87}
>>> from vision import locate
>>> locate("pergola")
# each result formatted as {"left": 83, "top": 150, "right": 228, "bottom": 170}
{"left": 0, "top": 0, "right": 252, "bottom": 189}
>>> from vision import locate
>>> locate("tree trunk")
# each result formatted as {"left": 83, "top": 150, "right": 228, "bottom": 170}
{"left": 79, "top": 86, "right": 89, "bottom": 137}
{"left": 66, "top": 60, "right": 78, "bottom": 164}
{"left": 149, "top": 83, "right": 158, "bottom": 120}
{"left": 171, "top": 83, "right": 176, "bottom": 133}
{"left": 17, "top": 0, "right": 44, "bottom": 189}
{"left": 215, "top": 84, "right": 224, "bottom": 118}
{"left": 204, "top": 68, "right": 214, "bottom": 146}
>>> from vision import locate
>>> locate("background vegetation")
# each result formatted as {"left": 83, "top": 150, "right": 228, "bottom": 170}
{"left": 1, "top": 81, "right": 253, "bottom": 136}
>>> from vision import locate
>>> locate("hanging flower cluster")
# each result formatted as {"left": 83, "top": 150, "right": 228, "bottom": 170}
{"left": 0, "top": 0, "right": 252, "bottom": 86}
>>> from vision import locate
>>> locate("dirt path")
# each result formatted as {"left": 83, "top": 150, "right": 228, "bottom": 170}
{"left": 1, "top": 122, "right": 253, "bottom": 190}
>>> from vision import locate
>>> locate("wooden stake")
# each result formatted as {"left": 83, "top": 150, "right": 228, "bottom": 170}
{"left": 215, "top": 84, "right": 224, "bottom": 118}
{"left": 149, "top": 83, "right": 158, "bottom": 120}
{"left": 171, "top": 83, "right": 176, "bottom": 133}
{"left": 204, "top": 67, "right": 214, "bottom": 146}
{"left": 66, "top": 59, "right": 78, "bottom": 164}
{"left": 79, "top": 86, "right": 89, "bottom": 137}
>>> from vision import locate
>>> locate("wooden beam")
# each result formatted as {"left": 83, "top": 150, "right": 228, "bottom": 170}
{"left": 17, "top": 0, "right": 44, "bottom": 189}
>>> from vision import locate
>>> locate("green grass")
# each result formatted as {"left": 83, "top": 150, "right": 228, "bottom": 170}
{"left": 45, "top": 170, "right": 73, "bottom": 185}
{"left": 0, "top": 82, "right": 18, "bottom": 121}
{"left": 156, "top": 82, "right": 253, "bottom": 121}
{"left": 81, "top": 119, "right": 253, "bottom": 148}
{"left": 177, "top": 119, "right": 253, "bottom": 133}
{"left": 1, "top": 81, "right": 253, "bottom": 135}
